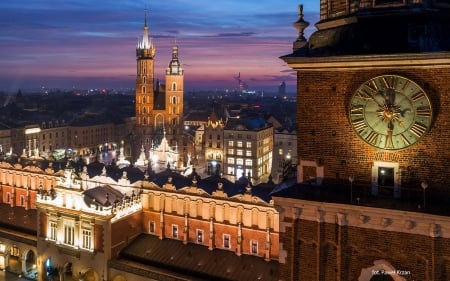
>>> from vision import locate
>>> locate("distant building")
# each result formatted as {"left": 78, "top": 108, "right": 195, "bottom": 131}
{"left": 134, "top": 13, "right": 184, "bottom": 157}
{"left": 223, "top": 117, "right": 273, "bottom": 185}
{"left": 272, "top": 127, "right": 297, "bottom": 184}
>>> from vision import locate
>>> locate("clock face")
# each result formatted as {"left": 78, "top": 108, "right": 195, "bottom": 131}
{"left": 349, "top": 75, "right": 432, "bottom": 150}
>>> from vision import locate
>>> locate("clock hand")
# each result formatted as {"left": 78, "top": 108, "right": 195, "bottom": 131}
{"left": 385, "top": 120, "right": 394, "bottom": 149}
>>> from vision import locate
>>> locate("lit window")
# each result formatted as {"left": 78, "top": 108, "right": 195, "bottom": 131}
{"left": 246, "top": 150, "right": 252, "bottom": 157}
{"left": 50, "top": 222, "right": 57, "bottom": 241}
{"left": 223, "top": 234, "right": 230, "bottom": 249}
{"left": 227, "top": 148, "right": 234, "bottom": 155}
{"left": 251, "top": 240, "right": 258, "bottom": 254}
{"left": 228, "top": 141, "right": 234, "bottom": 147}
{"left": 246, "top": 142, "right": 251, "bottom": 148}
{"left": 149, "top": 221, "right": 155, "bottom": 233}
{"left": 172, "top": 225, "right": 178, "bottom": 238}
{"left": 197, "top": 230, "right": 203, "bottom": 243}
{"left": 245, "top": 159, "right": 252, "bottom": 166}
{"left": 236, "top": 159, "right": 243, "bottom": 165}
{"left": 10, "top": 246, "right": 19, "bottom": 257}
{"left": 236, "top": 149, "right": 243, "bottom": 156}
{"left": 64, "top": 225, "right": 74, "bottom": 246}
{"left": 82, "top": 229, "right": 91, "bottom": 250}
{"left": 237, "top": 141, "right": 243, "bottom": 147}
{"left": 279, "top": 148, "right": 283, "bottom": 156}
{"left": 227, "top": 158, "right": 234, "bottom": 164}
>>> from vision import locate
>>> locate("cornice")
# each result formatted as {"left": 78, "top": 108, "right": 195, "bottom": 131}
{"left": 275, "top": 197, "right": 450, "bottom": 238}
{"left": 282, "top": 52, "right": 450, "bottom": 71}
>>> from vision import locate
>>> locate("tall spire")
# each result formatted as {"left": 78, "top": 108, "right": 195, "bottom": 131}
{"left": 136, "top": 8, "right": 155, "bottom": 57}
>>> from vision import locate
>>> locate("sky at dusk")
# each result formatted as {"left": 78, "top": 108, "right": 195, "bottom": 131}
{"left": 0, "top": 1, "right": 319, "bottom": 93}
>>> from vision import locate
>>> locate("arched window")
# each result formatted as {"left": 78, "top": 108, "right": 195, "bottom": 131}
{"left": 172, "top": 96, "right": 177, "bottom": 104}
{"left": 143, "top": 96, "right": 146, "bottom": 103}
{"left": 143, "top": 76, "right": 146, "bottom": 83}
{"left": 143, "top": 107, "right": 146, "bottom": 114}
{"left": 172, "top": 82, "right": 177, "bottom": 91}
{"left": 143, "top": 86, "right": 146, "bottom": 93}
{"left": 143, "top": 117, "right": 147, "bottom": 125}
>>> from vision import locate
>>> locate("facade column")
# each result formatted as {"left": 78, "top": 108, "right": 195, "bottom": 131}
{"left": 208, "top": 218, "right": 214, "bottom": 250}
{"left": 183, "top": 214, "right": 188, "bottom": 244}
{"left": 159, "top": 209, "right": 165, "bottom": 240}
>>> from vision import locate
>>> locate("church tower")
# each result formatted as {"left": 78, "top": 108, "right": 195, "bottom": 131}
{"left": 164, "top": 44, "right": 184, "bottom": 146}
{"left": 135, "top": 10, "right": 156, "bottom": 149}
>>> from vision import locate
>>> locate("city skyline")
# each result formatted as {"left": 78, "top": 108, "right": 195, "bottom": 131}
{"left": 0, "top": 1, "right": 319, "bottom": 93}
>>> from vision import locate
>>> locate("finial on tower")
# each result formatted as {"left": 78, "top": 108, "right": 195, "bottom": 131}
{"left": 293, "top": 4, "right": 309, "bottom": 52}
{"left": 144, "top": 8, "right": 148, "bottom": 27}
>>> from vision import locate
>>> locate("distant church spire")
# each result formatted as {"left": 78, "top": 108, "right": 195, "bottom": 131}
{"left": 137, "top": 8, "right": 154, "bottom": 56}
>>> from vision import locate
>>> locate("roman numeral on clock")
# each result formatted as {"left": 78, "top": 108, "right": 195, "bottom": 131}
{"left": 352, "top": 119, "right": 367, "bottom": 133}
{"left": 400, "top": 134, "right": 411, "bottom": 146}
{"left": 365, "top": 131, "right": 379, "bottom": 145}
{"left": 410, "top": 122, "right": 427, "bottom": 138}
{"left": 416, "top": 107, "right": 431, "bottom": 117}
{"left": 410, "top": 91, "right": 425, "bottom": 102}
{"left": 350, "top": 105, "right": 364, "bottom": 116}
{"left": 382, "top": 76, "right": 397, "bottom": 89}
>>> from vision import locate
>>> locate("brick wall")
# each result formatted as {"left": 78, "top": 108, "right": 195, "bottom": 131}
{"left": 296, "top": 67, "right": 450, "bottom": 189}
{"left": 277, "top": 200, "right": 450, "bottom": 281}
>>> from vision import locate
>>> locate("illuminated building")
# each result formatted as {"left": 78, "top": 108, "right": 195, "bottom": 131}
{"left": 275, "top": 2, "right": 450, "bottom": 281}
{"left": 223, "top": 117, "right": 273, "bottom": 185}
{"left": 204, "top": 111, "right": 225, "bottom": 175}
{"left": 134, "top": 12, "right": 184, "bottom": 157}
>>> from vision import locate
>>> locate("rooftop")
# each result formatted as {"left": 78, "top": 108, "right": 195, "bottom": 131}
{"left": 116, "top": 233, "right": 279, "bottom": 281}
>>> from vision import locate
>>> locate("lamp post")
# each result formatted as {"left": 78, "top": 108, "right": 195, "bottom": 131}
{"left": 349, "top": 176, "right": 354, "bottom": 203}
{"left": 421, "top": 181, "right": 428, "bottom": 211}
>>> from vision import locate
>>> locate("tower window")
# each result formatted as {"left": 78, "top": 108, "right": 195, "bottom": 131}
{"left": 223, "top": 234, "right": 230, "bottom": 249}
{"left": 172, "top": 96, "right": 177, "bottom": 104}
{"left": 172, "top": 83, "right": 177, "bottom": 91}
{"left": 251, "top": 240, "right": 258, "bottom": 254}
{"left": 143, "top": 86, "right": 146, "bottom": 93}
{"left": 197, "top": 229, "right": 204, "bottom": 243}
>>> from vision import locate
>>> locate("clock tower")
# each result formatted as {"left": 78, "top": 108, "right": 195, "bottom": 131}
{"left": 282, "top": 1, "right": 450, "bottom": 196}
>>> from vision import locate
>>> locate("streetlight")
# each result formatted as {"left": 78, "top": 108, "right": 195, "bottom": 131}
{"left": 349, "top": 176, "right": 354, "bottom": 203}
{"left": 421, "top": 181, "right": 428, "bottom": 211}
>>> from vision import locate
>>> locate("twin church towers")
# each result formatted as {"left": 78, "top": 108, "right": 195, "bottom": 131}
{"left": 134, "top": 11, "right": 184, "bottom": 153}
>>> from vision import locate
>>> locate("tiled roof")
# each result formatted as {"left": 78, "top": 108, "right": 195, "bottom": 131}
{"left": 118, "top": 233, "right": 280, "bottom": 281}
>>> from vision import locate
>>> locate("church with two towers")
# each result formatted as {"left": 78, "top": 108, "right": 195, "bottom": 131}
{"left": 133, "top": 12, "right": 184, "bottom": 159}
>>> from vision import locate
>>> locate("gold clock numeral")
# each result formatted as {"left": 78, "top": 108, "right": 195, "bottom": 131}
{"left": 382, "top": 76, "right": 397, "bottom": 89}
{"left": 356, "top": 89, "right": 374, "bottom": 100}
{"left": 365, "top": 131, "right": 379, "bottom": 145}
{"left": 400, "top": 134, "right": 411, "bottom": 146}
{"left": 350, "top": 105, "right": 364, "bottom": 116}
{"left": 416, "top": 107, "right": 432, "bottom": 117}
{"left": 363, "top": 80, "right": 379, "bottom": 94}
{"left": 410, "top": 122, "right": 427, "bottom": 138}
{"left": 410, "top": 91, "right": 425, "bottom": 102}
{"left": 352, "top": 119, "right": 367, "bottom": 133}
{"left": 400, "top": 78, "right": 409, "bottom": 91}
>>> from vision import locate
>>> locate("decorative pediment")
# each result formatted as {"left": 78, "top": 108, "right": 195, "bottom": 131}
{"left": 0, "top": 162, "right": 13, "bottom": 169}
{"left": 23, "top": 165, "right": 44, "bottom": 173}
